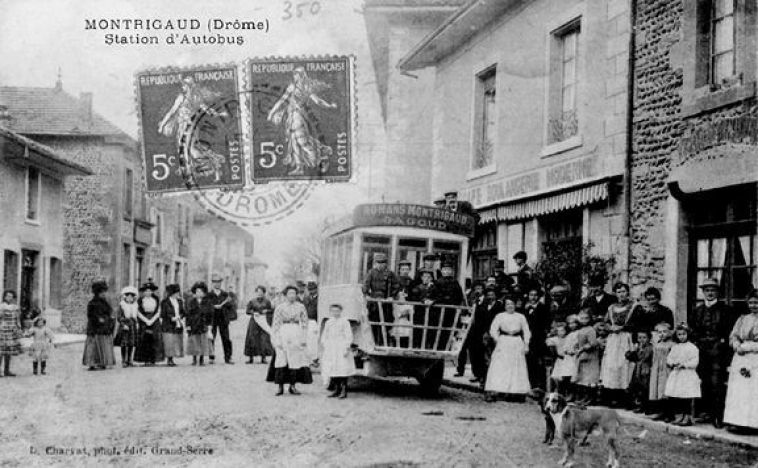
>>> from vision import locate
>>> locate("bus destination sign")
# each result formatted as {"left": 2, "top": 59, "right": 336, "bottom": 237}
{"left": 353, "top": 204, "right": 476, "bottom": 237}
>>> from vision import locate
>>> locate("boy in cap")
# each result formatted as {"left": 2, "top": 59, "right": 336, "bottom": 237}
{"left": 362, "top": 253, "right": 400, "bottom": 347}
{"left": 688, "top": 277, "right": 737, "bottom": 428}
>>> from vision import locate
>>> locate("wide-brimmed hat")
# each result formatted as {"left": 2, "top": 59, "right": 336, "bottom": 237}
{"left": 121, "top": 286, "right": 138, "bottom": 297}
{"left": 166, "top": 284, "right": 181, "bottom": 296}
{"left": 139, "top": 280, "right": 158, "bottom": 292}
{"left": 191, "top": 281, "right": 208, "bottom": 294}
{"left": 699, "top": 277, "right": 720, "bottom": 289}
{"left": 92, "top": 280, "right": 108, "bottom": 295}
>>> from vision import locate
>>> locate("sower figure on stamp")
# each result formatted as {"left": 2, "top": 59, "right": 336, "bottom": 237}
{"left": 689, "top": 277, "right": 738, "bottom": 428}
{"left": 208, "top": 273, "right": 235, "bottom": 365}
{"left": 267, "top": 66, "right": 337, "bottom": 176}
{"left": 362, "top": 253, "right": 399, "bottom": 348}
{"left": 157, "top": 76, "right": 227, "bottom": 182}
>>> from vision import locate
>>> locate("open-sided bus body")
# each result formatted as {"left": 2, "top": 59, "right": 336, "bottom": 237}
{"left": 318, "top": 203, "right": 476, "bottom": 391}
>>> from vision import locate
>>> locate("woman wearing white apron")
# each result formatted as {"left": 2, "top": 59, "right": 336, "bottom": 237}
{"left": 269, "top": 285, "right": 313, "bottom": 396}
{"left": 484, "top": 297, "right": 531, "bottom": 401}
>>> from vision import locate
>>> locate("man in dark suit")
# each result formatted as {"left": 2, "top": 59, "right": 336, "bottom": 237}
{"left": 208, "top": 273, "right": 235, "bottom": 364}
{"left": 412, "top": 253, "right": 439, "bottom": 289}
{"left": 579, "top": 280, "right": 617, "bottom": 322}
{"left": 362, "top": 253, "right": 400, "bottom": 347}
{"left": 512, "top": 251, "right": 537, "bottom": 294}
{"left": 430, "top": 260, "right": 465, "bottom": 351}
{"left": 467, "top": 287, "right": 503, "bottom": 384}
{"left": 688, "top": 277, "right": 738, "bottom": 428}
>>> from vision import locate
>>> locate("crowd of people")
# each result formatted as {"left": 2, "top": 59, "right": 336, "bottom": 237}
{"left": 449, "top": 252, "right": 758, "bottom": 434}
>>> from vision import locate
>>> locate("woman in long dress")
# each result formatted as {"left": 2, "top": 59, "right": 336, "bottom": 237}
{"left": 267, "top": 285, "right": 313, "bottom": 395}
{"left": 0, "top": 290, "right": 22, "bottom": 376}
{"left": 133, "top": 281, "right": 164, "bottom": 366}
{"left": 82, "top": 280, "right": 116, "bottom": 370}
{"left": 244, "top": 286, "right": 274, "bottom": 364}
{"left": 484, "top": 297, "right": 531, "bottom": 401}
{"left": 321, "top": 304, "right": 356, "bottom": 398}
{"left": 724, "top": 289, "right": 758, "bottom": 430}
{"left": 160, "top": 284, "right": 185, "bottom": 366}
{"left": 115, "top": 286, "right": 139, "bottom": 367}
{"left": 600, "top": 282, "right": 635, "bottom": 406}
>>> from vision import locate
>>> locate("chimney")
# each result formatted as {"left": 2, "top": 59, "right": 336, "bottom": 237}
{"left": 79, "top": 92, "right": 93, "bottom": 123}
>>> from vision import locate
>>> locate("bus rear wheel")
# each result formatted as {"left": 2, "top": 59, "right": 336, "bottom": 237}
{"left": 416, "top": 360, "right": 444, "bottom": 395}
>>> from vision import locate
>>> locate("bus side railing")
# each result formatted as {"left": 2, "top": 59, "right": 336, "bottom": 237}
{"left": 364, "top": 298, "right": 472, "bottom": 357}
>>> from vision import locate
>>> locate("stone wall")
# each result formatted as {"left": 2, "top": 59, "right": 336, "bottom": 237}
{"left": 629, "top": 0, "right": 684, "bottom": 294}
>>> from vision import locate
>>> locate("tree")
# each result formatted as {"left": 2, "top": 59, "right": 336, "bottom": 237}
{"left": 534, "top": 241, "right": 616, "bottom": 303}
{"left": 279, "top": 219, "right": 327, "bottom": 286}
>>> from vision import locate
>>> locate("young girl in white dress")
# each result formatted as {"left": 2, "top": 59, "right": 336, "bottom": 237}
{"left": 664, "top": 324, "right": 700, "bottom": 426}
{"left": 547, "top": 322, "right": 572, "bottom": 395}
{"left": 321, "top": 304, "right": 356, "bottom": 399}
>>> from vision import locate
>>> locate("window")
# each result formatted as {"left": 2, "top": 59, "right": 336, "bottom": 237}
{"left": 548, "top": 22, "right": 581, "bottom": 145}
{"left": 25, "top": 167, "right": 41, "bottom": 222}
{"left": 472, "top": 67, "right": 497, "bottom": 171}
{"left": 397, "top": 238, "right": 428, "bottom": 276}
{"left": 135, "top": 247, "right": 145, "bottom": 287}
{"left": 49, "top": 257, "right": 62, "bottom": 309}
{"left": 122, "top": 244, "right": 131, "bottom": 288}
{"left": 689, "top": 185, "right": 756, "bottom": 311}
{"left": 360, "top": 235, "right": 391, "bottom": 281}
{"left": 123, "top": 168, "right": 133, "bottom": 219}
{"left": 710, "top": 0, "right": 736, "bottom": 85}
{"left": 3, "top": 250, "right": 18, "bottom": 292}
{"left": 472, "top": 225, "right": 498, "bottom": 281}
{"left": 164, "top": 264, "right": 171, "bottom": 290}
{"left": 174, "top": 262, "right": 181, "bottom": 284}
{"left": 152, "top": 209, "right": 163, "bottom": 245}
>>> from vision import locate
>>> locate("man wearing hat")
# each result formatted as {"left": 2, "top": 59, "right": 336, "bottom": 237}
{"left": 362, "top": 253, "right": 400, "bottom": 346}
{"left": 688, "top": 278, "right": 738, "bottom": 428}
{"left": 208, "top": 274, "right": 235, "bottom": 364}
{"left": 512, "top": 251, "right": 537, "bottom": 293}
{"left": 412, "top": 253, "right": 439, "bottom": 290}
{"left": 397, "top": 260, "right": 414, "bottom": 293}
{"left": 580, "top": 278, "right": 617, "bottom": 322}
{"left": 428, "top": 259, "right": 465, "bottom": 351}
{"left": 492, "top": 260, "right": 514, "bottom": 292}
{"left": 303, "top": 281, "right": 320, "bottom": 364}
{"left": 548, "top": 281, "right": 575, "bottom": 324}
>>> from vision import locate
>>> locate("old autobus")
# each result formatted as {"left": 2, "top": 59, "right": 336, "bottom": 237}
{"left": 318, "top": 203, "right": 476, "bottom": 392}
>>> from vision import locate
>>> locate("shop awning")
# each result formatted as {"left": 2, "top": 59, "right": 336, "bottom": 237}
{"left": 477, "top": 181, "right": 609, "bottom": 223}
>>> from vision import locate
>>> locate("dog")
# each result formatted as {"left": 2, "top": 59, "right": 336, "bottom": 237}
{"left": 532, "top": 390, "right": 644, "bottom": 468}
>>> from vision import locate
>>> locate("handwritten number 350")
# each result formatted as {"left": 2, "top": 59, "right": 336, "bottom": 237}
{"left": 282, "top": 1, "right": 321, "bottom": 20}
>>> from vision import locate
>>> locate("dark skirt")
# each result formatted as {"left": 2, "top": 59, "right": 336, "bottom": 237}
{"left": 186, "top": 334, "right": 210, "bottom": 356}
{"left": 244, "top": 316, "right": 273, "bottom": 357}
{"left": 82, "top": 335, "right": 116, "bottom": 367}
{"left": 115, "top": 318, "right": 139, "bottom": 347}
{"left": 265, "top": 350, "right": 313, "bottom": 384}
{"left": 133, "top": 327, "right": 165, "bottom": 363}
{"left": 162, "top": 332, "right": 184, "bottom": 358}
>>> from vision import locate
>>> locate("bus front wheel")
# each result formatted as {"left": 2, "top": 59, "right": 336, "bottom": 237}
{"left": 416, "top": 360, "right": 444, "bottom": 394}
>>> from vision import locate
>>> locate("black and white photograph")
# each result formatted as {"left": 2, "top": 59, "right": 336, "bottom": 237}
{"left": 1, "top": 0, "right": 758, "bottom": 466}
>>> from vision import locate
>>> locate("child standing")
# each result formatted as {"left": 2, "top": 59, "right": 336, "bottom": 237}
{"left": 626, "top": 330, "right": 654, "bottom": 413}
{"left": 29, "top": 317, "right": 54, "bottom": 375}
{"left": 664, "top": 324, "right": 701, "bottom": 426}
{"left": 561, "top": 315, "right": 580, "bottom": 399}
{"left": 390, "top": 290, "right": 412, "bottom": 348}
{"left": 546, "top": 322, "right": 571, "bottom": 394}
{"left": 573, "top": 309, "right": 601, "bottom": 405}
{"left": 649, "top": 322, "right": 674, "bottom": 421}
{"left": 321, "top": 304, "right": 356, "bottom": 399}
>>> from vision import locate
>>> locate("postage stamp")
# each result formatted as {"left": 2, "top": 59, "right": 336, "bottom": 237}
{"left": 246, "top": 56, "right": 354, "bottom": 183}
{"left": 135, "top": 65, "right": 245, "bottom": 193}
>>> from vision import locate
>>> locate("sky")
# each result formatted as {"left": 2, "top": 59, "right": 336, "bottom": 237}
{"left": 0, "top": 0, "right": 387, "bottom": 285}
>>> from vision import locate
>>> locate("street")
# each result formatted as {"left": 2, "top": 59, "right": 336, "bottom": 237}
{"left": 1, "top": 318, "right": 756, "bottom": 468}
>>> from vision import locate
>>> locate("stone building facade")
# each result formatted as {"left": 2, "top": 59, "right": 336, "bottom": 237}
{"left": 0, "top": 122, "right": 91, "bottom": 329}
{"left": 395, "top": 0, "right": 632, "bottom": 289}
{"left": 0, "top": 82, "right": 193, "bottom": 332}
{"left": 631, "top": 0, "right": 758, "bottom": 318}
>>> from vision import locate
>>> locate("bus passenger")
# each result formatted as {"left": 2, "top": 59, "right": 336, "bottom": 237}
{"left": 362, "top": 253, "right": 400, "bottom": 347}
